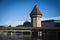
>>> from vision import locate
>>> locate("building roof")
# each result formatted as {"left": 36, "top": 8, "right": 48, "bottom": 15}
{"left": 42, "top": 20, "right": 55, "bottom": 22}
{"left": 30, "top": 5, "right": 42, "bottom": 16}
{"left": 42, "top": 20, "right": 60, "bottom": 23}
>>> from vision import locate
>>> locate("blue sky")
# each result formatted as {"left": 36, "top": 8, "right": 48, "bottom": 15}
{"left": 0, "top": 0, "right": 60, "bottom": 26}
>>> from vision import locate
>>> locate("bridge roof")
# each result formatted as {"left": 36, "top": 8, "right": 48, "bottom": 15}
{"left": 0, "top": 27, "right": 60, "bottom": 31}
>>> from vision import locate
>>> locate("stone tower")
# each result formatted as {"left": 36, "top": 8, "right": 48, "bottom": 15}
{"left": 30, "top": 5, "right": 42, "bottom": 27}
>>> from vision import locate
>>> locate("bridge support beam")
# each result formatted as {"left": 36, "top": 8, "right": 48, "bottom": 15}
{"left": 32, "top": 30, "right": 38, "bottom": 38}
{"left": 38, "top": 31, "right": 42, "bottom": 38}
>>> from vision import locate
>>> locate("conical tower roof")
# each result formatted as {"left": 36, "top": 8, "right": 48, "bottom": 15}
{"left": 30, "top": 5, "right": 42, "bottom": 16}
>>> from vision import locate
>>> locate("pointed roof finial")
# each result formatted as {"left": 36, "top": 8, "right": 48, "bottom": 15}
{"left": 30, "top": 5, "right": 42, "bottom": 16}
{"left": 35, "top": 4, "right": 37, "bottom": 7}
{"left": 34, "top": 4, "right": 37, "bottom": 8}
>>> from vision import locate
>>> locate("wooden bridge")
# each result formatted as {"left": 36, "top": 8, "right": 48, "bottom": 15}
{"left": 0, "top": 27, "right": 60, "bottom": 30}
{"left": 0, "top": 27, "right": 60, "bottom": 40}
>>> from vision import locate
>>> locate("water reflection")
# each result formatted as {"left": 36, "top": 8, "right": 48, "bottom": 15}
{"left": 0, "top": 31, "right": 59, "bottom": 40}
{"left": 0, "top": 32, "right": 41, "bottom": 40}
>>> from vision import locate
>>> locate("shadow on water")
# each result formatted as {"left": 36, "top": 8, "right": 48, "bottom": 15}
{"left": 0, "top": 36, "right": 41, "bottom": 40}
{"left": 0, "top": 33, "right": 41, "bottom": 40}
{"left": 0, "top": 32, "right": 60, "bottom": 40}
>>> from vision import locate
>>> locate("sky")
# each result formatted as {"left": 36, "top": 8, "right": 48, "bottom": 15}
{"left": 0, "top": 0, "right": 60, "bottom": 26}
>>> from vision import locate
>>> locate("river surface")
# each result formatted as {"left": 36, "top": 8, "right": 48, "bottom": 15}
{"left": 0, "top": 32, "right": 59, "bottom": 40}
{"left": 0, "top": 33, "right": 41, "bottom": 40}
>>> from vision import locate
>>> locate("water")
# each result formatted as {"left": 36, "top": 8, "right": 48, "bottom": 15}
{"left": 0, "top": 32, "right": 41, "bottom": 40}
{"left": 0, "top": 32, "right": 59, "bottom": 40}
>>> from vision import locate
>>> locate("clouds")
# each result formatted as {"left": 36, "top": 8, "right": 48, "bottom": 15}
{"left": 42, "top": 16, "right": 60, "bottom": 20}
{"left": 3, "top": 20, "right": 25, "bottom": 26}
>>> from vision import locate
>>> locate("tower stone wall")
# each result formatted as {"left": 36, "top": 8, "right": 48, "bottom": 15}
{"left": 32, "top": 15, "right": 42, "bottom": 27}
